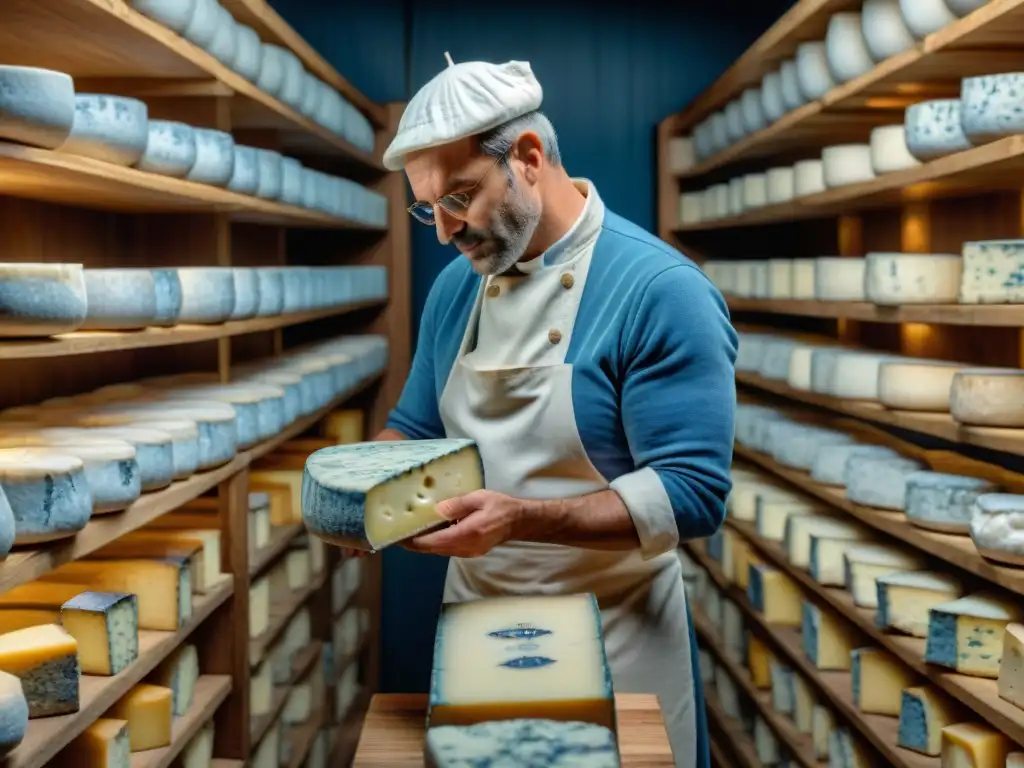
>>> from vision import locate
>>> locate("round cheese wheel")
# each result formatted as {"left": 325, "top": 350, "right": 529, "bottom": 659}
{"left": 0, "top": 447, "right": 90, "bottom": 544}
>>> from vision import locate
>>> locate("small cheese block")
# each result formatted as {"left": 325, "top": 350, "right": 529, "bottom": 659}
{"left": 998, "top": 623, "right": 1024, "bottom": 710}
{"left": 302, "top": 439, "right": 485, "bottom": 551}
{"left": 722, "top": 600, "right": 744, "bottom": 662}
{"left": 176, "top": 722, "right": 214, "bottom": 768}
{"left": 428, "top": 593, "right": 615, "bottom": 730}
{"left": 793, "top": 674, "right": 814, "bottom": 734}
{"left": 753, "top": 716, "right": 780, "bottom": 765}
{"left": 941, "top": 723, "right": 1010, "bottom": 768}
{"left": 925, "top": 592, "right": 1022, "bottom": 677}
{"left": 877, "top": 571, "right": 965, "bottom": 638}
{"left": 748, "top": 636, "right": 773, "bottom": 689}
{"left": 897, "top": 686, "right": 963, "bottom": 757}
{"left": 951, "top": 369, "right": 1024, "bottom": 428}
{"left": 0, "top": 448, "right": 92, "bottom": 544}
{"left": 851, "top": 647, "right": 915, "bottom": 716}
{"left": 734, "top": 544, "right": 762, "bottom": 591}
{"left": 714, "top": 665, "right": 741, "bottom": 719}
{"left": 59, "top": 592, "right": 137, "bottom": 676}
{"left": 905, "top": 471, "right": 999, "bottom": 534}
{"left": 864, "top": 252, "right": 963, "bottom": 306}
{"left": 249, "top": 497, "right": 271, "bottom": 551}
{"left": 321, "top": 410, "right": 364, "bottom": 444}
{"left": 0, "top": 672, "right": 28, "bottom": 755}
{"left": 249, "top": 576, "right": 270, "bottom": 639}
{"left": 878, "top": 359, "right": 964, "bottom": 413}
{"left": 105, "top": 529, "right": 221, "bottom": 592}
{"left": 0, "top": 609, "right": 60, "bottom": 633}
{"left": 41, "top": 558, "right": 191, "bottom": 631}
{"left": 971, "top": 494, "right": 1024, "bottom": 567}
{"left": 148, "top": 643, "right": 198, "bottom": 717}
{"left": 845, "top": 454, "right": 926, "bottom": 511}
{"left": 747, "top": 565, "right": 802, "bottom": 627}
{"left": 286, "top": 548, "right": 311, "bottom": 590}
{"left": 802, "top": 603, "right": 853, "bottom": 670}
{"left": 249, "top": 658, "right": 273, "bottom": 717}
{"left": 830, "top": 728, "right": 871, "bottom": 768}
{"left": 812, "top": 705, "right": 835, "bottom": 760}
{"left": 756, "top": 497, "right": 823, "bottom": 542}
{"left": 808, "top": 530, "right": 874, "bottom": 587}
{"left": 0, "top": 624, "right": 79, "bottom": 717}
{"left": 334, "top": 606, "right": 362, "bottom": 657}
{"left": 769, "top": 660, "right": 794, "bottom": 714}
{"left": 108, "top": 683, "right": 173, "bottom": 752}
{"left": 727, "top": 479, "right": 786, "bottom": 522}
{"left": 843, "top": 543, "right": 927, "bottom": 609}
{"left": 283, "top": 679, "right": 312, "bottom": 724}
{"left": 810, "top": 443, "right": 900, "bottom": 488}
{"left": 57, "top": 717, "right": 130, "bottom": 768}
{"left": 425, "top": 719, "right": 621, "bottom": 768}
{"left": 784, "top": 515, "right": 862, "bottom": 569}
{"left": 249, "top": 480, "right": 294, "bottom": 526}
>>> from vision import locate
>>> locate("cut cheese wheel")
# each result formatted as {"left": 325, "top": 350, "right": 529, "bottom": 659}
{"left": 877, "top": 571, "right": 965, "bottom": 638}
{"left": 905, "top": 471, "right": 998, "bottom": 534}
{"left": 814, "top": 257, "right": 866, "bottom": 301}
{"left": 950, "top": 369, "right": 1024, "bottom": 428}
{"left": 971, "top": 493, "right": 1024, "bottom": 567}
{"left": 784, "top": 515, "right": 862, "bottom": 569}
{"left": 802, "top": 602, "right": 853, "bottom": 670}
{"left": 959, "top": 240, "right": 1024, "bottom": 304}
{"left": 0, "top": 263, "right": 88, "bottom": 337}
{"left": 0, "top": 624, "right": 79, "bottom": 717}
{"left": 925, "top": 592, "right": 1022, "bottom": 678}
{"left": 303, "top": 439, "right": 484, "bottom": 551}
{"left": 878, "top": 359, "right": 962, "bottom": 412}
{"left": 897, "top": 686, "right": 963, "bottom": 757}
{"left": 0, "top": 448, "right": 91, "bottom": 544}
{"left": 851, "top": 647, "right": 915, "bottom": 716}
{"left": 864, "top": 252, "right": 962, "bottom": 305}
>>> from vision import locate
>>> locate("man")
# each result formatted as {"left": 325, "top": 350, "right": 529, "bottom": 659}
{"left": 375, "top": 55, "right": 736, "bottom": 768}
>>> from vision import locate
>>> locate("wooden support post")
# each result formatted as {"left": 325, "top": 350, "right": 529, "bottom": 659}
{"left": 656, "top": 116, "right": 682, "bottom": 246}
{"left": 836, "top": 214, "right": 863, "bottom": 345}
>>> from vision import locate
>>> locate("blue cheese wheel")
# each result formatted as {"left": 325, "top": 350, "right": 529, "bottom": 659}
{"left": 0, "top": 264, "right": 87, "bottom": 338}
{"left": 233, "top": 369, "right": 303, "bottom": 426}
{"left": 303, "top": 439, "right": 483, "bottom": 551}
{"left": 0, "top": 448, "right": 92, "bottom": 544}
{"left": 38, "top": 426, "right": 173, "bottom": 493}
{"left": 904, "top": 471, "right": 999, "bottom": 534}
{"left": 0, "top": 489, "right": 13, "bottom": 558}
{"left": 150, "top": 269, "right": 183, "bottom": 327}
{"left": 174, "top": 268, "right": 235, "bottom": 324}
{"left": 425, "top": 719, "right": 620, "bottom": 768}
{"left": 125, "top": 420, "right": 199, "bottom": 480}
{"left": 81, "top": 269, "right": 159, "bottom": 330}
{"left": 162, "top": 384, "right": 286, "bottom": 447}
{"left": 255, "top": 268, "right": 284, "bottom": 317}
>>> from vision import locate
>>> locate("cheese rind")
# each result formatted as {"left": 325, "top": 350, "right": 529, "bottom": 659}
{"left": 810, "top": 444, "right": 899, "bottom": 487}
{"left": 950, "top": 369, "right": 1024, "bottom": 428}
{"left": 812, "top": 705, "right": 834, "bottom": 760}
{"left": 925, "top": 592, "right": 1022, "bottom": 677}
{"left": 769, "top": 661, "right": 794, "bottom": 714}
{"left": 808, "top": 530, "right": 873, "bottom": 586}
{"left": 844, "top": 454, "right": 925, "bottom": 510}
{"left": 784, "top": 515, "right": 860, "bottom": 569}
{"left": 897, "top": 686, "right": 961, "bottom": 757}
{"left": 56, "top": 717, "right": 129, "bottom": 767}
{"left": 59, "top": 592, "right": 138, "bottom": 676}
{"left": 864, "top": 252, "right": 962, "bottom": 305}
{"left": 428, "top": 593, "right": 615, "bottom": 730}
{"left": 971, "top": 493, "right": 1024, "bottom": 567}
{"left": 878, "top": 360, "right": 962, "bottom": 413}
{"left": 747, "top": 565, "right": 802, "bottom": 627}
{"left": 959, "top": 240, "right": 1024, "bottom": 305}
{"left": 425, "top": 719, "right": 621, "bottom": 767}
{"left": 843, "top": 543, "right": 926, "bottom": 608}
{"left": 748, "top": 636, "right": 773, "bottom": 689}
{"left": 0, "top": 672, "right": 28, "bottom": 755}
{"left": 0, "top": 624, "right": 79, "bottom": 717}
{"left": 876, "top": 571, "right": 964, "bottom": 638}
{"left": 801, "top": 603, "right": 853, "bottom": 670}
{"left": 148, "top": 643, "right": 198, "bottom": 716}
{"left": 793, "top": 674, "right": 814, "bottom": 734}
{"left": 0, "top": 448, "right": 92, "bottom": 544}
{"left": 905, "top": 471, "right": 999, "bottom": 534}
{"left": 108, "top": 684, "right": 172, "bottom": 751}
{"left": 940, "top": 722, "right": 1010, "bottom": 768}
{"left": 851, "top": 647, "right": 914, "bottom": 716}
{"left": 303, "top": 439, "right": 485, "bottom": 551}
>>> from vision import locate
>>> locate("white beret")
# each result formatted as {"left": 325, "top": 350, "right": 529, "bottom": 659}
{"left": 382, "top": 53, "right": 543, "bottom": 171}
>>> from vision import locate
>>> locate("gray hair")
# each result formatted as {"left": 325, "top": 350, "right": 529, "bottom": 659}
{"left": 478, "top": 110, "right": 562, "bottom": 168}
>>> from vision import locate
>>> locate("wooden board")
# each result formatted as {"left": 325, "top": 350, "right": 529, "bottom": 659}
{"left": 726, "top": 297, "right": 1024, "bottom": 326}
{"left": 353, "top": 693, "right": 675, "bottom": 767}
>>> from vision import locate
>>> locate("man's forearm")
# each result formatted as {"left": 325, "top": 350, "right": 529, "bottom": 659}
{"left": 374, "top": 428, "right": 406, "bottom": 441}
{"left": 516, "top": 490, "right": 641, "bottom": 551}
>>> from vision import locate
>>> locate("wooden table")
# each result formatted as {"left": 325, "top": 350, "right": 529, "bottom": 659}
{"left": 352, "top": 693, "right": 676, "bottom": 766}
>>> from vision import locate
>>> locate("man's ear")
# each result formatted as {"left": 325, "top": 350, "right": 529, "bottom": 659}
{"left": 513, "top": 131, "right": 545, "bottom": 183}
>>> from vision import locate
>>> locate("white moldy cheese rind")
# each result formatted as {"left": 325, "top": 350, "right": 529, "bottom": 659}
{"left": 844, "top": 454, "right": 925, "bottom": 510}
{"left": 810, "top": 444, "right": 900, "bottom": 487}
{"left": 971, "top": 493, "right": 1024, "bottom": 567}
{"left": 905, "top": 471, "right": 999, "bottom": 534}
{"left": 302, "top": 439, "right": 484, "bottom": 551}
{"left": 878, "top": 359, "right": 963, "bottom": 413}
{"left": 0, "top": 263, "right": 88, "bottom": 338}
{"left": 959, "top": 240, "right": 1024, "bottom": 304}
{"left": 809, "top": 531, "right": 874, "bottom": 587}
{"left": 425, "top": 719, "right": 621, "bottom": 768}
{"left": 767, "top": 422, "right": 853, "bottom": 471}
{"left": 759, "top": 339, "right": 798, "bottom": 381}
{"left": 784, "top": 515, "right": 862, "bottom": 569}
{"left": 950, "top": 369, "right": 1024, "bottom": 428}
{"left": 0, "top": 448, "right": 92, "bottom": 545}
{"left": 876, "top": 571, "right": 965, "bottom": 638}
{"left": 791, "top": 259, "right": 817, "bottom": 299}
{"left": 864, "top": 252, "right": 962, "bottom": 305}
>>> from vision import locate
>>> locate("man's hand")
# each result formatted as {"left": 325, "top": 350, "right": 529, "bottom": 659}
{"left": 403, "top": 490, "right": 530, "bottom": 558}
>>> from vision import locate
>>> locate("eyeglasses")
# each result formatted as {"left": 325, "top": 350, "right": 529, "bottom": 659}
{"left": 407, "top": 152, "right": 507, "bottom": 226}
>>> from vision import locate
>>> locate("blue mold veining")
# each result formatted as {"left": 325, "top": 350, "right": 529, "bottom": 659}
{"left": 500, "top": 656, "right": 556, "bottom": 669}
{"left": 488, "top": 627, "right": 552, "bottom": 640}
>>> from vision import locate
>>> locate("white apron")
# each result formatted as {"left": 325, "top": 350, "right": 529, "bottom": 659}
{"left": 437, "top": 183, "right": 698, "bottom": 768}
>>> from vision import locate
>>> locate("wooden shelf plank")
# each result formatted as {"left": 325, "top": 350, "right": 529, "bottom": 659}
{"left": 0, "top": 300, "right": 385, "bottom": 361}
{"left": 0, "top": 143, "right": 385, "bottom": 227}
{"left": 6, "top": 580, "right": 232, "bottom": 768}
{"left": 733, "top": 439, "right": 1024, "bottom": 597}
{"left": 249, "top": 571, "right": 327, "bottom": 666}
{"left": 736, "top": 371, "right": 1024, "bottom": 460}
{"left": 725, "top": 518, "right": 1024, "bottom": 746}
{"left": 676, "top": 136, "right": 1024, "bottom": 230}
{"left": 249, "top": 522, "right": 304, "bottom": 578}
{"left": 675, "top": 0, "right": 1024, "bottom": 178}
{"left": 726, "top": 297, "right": 1024, "bottom": 327}
{"left": 686, "top": 545, "right": 938, "bottom": 768}
{"left": 0, "top": 0, "right": 385, "bottom": 167}
{"left": 692, "top": 608, "right": 824, "bottom": 768}
{"left": 131, "top": 675, "right": 232, "bottom": 768}
{"left": 0, "top": 371, "right": 383, "bottom": 597}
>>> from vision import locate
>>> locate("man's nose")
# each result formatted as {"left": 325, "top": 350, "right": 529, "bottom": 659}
{"left": 434, "top": 207, "right": 463, "bottom": 245}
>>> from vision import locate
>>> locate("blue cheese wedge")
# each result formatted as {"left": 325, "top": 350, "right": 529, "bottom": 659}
{"left": 0, "top": 624, "right": 79, "bottom": 717}
{"left": 59, "top": 592, "right": 137, "bottom": 676}
{"left": 876, "top": 571, "right": 964, "bottom": 638}
{"left": 302, "top": 439, "right": 484, "bottom": 551}
{"left": 428, "top": 593, "right": 615, "bottom": 730}
{"left": 801, "top": 602, "right": 853, "bottom": 670}
{"left": 842, "top": 543, "right": 926, "bottom": 609}
{"left": 425, "top": 719, "right": 620, "bottom": 768}
{"left": 851, "top": 647, "right": 915, "bottom": 716}
{"left": 0, "top": 672, "right": 28, "bottom": 755}
{"left": 897, "top": 686, "right": 963, "bottom": 757}
{"left": 925, "top": 592, "right": 1022, "bottom": 677}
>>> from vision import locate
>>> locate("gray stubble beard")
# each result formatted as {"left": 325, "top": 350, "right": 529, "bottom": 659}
{"left": 468, "top": 180, "right": 542, "bottom": 277}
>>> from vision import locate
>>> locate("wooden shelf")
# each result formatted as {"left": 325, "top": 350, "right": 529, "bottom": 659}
{"left": 0, "top": 371, "right": 383, "bottom": 598}
{"left": 0, "top": 301, "right": 385, "bottom": 361}
{"left": 250, "top": 523, "right": 305, "bottom": 577}
{"left": 0, "top": 0, "right": 385, "bottom": 168}
{"left": 282, "top": 707, "right": 325, "bottom": 768}
{"left": 736, "top": 371, "right": 1024, "bottom": 458}
{"left": 687, "top": 545, "right": 938, "bottom": 768}
{"left": 726, "top": 297, "right": 1024, "bottom": 327}
{"left": 675, "top": 0, "right": 1024, "bottom": 179}
{"left": 692, "top": 608, "right": 823, "bottom": 768}
{"left": 331, "top": 686, "right": 372, "bottom": 768}
{"left": 702, "top": 687, "right": 762, "bottom": 768}
{"left": 7, "top": 579, "right": 231, "bottom": 768}
{"left": 0, "top": 143, "right": 385, "bottom": 227}
{"left": 132, "top": 675, "right": 232, "bottom": 768}
{"left": 725, "top": 517, "right": 1024, "bottom": 746}
{"left": 249, "top": 570, "right": 327, "bottom": 666}
{"left": 733, "top": 440, "right": 1024, "bottom": 598}
{"left": 676, "top": 136, "right": 1024, "bottom": 231}
{"left": 250, "top": 641, "right": 323, "bottom": 745}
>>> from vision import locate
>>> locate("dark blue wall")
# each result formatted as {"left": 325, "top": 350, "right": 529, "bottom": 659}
{"left": 276, "top": 0, "right": 791, "bottom": 694}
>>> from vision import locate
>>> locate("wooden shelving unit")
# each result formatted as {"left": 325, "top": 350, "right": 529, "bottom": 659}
{"left": 660, "top": 0, "right": 1024, "bottom": 764}
{"left": 0, "top": 1, "right": 406, "bottom": 764}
